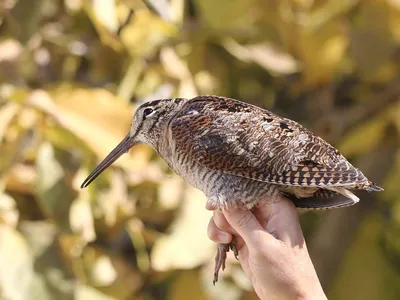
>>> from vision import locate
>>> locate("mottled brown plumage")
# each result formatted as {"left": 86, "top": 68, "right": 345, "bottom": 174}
{"left": 81, "top": 95, "right": 383, "bottom": 284}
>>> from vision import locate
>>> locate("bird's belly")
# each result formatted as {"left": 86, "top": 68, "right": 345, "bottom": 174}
{"left": 166, "top": 154, "right": 214, "bottom": 194}
{"left": 166, "top": 154, "right": 281, "bottom": 209}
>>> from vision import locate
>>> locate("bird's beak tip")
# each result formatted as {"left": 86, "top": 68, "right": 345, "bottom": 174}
{"left": 79, "top": 134, "right": 134, "bottom": 189}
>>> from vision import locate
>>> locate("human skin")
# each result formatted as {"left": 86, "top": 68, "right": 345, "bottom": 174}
{"left": 207, "top": 197, "right": 327, "bottom": 300}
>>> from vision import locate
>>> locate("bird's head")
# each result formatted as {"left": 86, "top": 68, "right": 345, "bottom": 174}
{"left": 80, "top": 97, "right": 188, "bottom": 188}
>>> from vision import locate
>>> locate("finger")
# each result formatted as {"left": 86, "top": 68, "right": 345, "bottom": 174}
{"left": 255, "top": 197, "right": 305, "bottom": 247}
{"left": 223, "top": 207, "right": 275, "bottom": 248}
{"left": 205, "top": 200, "right": 217, "bottom": 210}
{"left": 232, "top": 235, "right": 246, "bottom": 253}
{"left": 208, "top": 216, "right": 246, "bottom": 251}
{"left": 213, "top": 210, "right": 238, "bottom": 235}
{"left": 207, "top": 218, "right": 232, "bottom": 244}
{"left": 235, "top": 245, "right": 252, "bottom": 279}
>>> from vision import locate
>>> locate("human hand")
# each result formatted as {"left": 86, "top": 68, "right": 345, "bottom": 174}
{"left": 207, "top": 197, "right": 327, "bottom": 300}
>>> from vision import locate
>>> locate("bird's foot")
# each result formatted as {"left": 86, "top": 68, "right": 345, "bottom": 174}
{"left": 213, "top": 237, "right": 239, "bottom": 285}
{"left": 230, "top": 237, "right": 239, "bottom": 260}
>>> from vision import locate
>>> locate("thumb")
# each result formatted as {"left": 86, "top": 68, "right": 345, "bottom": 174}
{"left": 223, "top": 207, "right": 274, "bottom": 248}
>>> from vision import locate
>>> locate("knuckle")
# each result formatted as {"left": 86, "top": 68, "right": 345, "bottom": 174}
{"left": 213, "top": 211, "right": 229, "bottom": 231}
{"left": 236, "top": 212, "right": 254, "bottom": 229}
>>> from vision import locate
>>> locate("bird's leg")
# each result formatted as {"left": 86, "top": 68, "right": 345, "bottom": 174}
{"left": 213, "top": 243, "right": 229, "bottom": 285}
{"left": 213, "top": 236, "right": 239, "bottom": 285}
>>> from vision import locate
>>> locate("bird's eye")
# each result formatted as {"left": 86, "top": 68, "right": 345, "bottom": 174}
{"left": 143, "top": 108, "right": 154, "bottom": 117}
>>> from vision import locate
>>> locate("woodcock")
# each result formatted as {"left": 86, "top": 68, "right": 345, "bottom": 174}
{"left": 81, "top": 95, "right": 383, "bottom": 284}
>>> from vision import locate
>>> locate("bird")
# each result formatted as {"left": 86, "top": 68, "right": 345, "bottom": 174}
{"left": 80, "top": 95, "right": 383, "bottom": 284}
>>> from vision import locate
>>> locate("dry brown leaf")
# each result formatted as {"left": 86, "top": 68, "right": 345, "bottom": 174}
{"left": 4, "top": 163, "right": 37, "bottom": 195}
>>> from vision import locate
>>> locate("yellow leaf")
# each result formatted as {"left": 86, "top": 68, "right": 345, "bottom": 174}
{"left": 0, "top": 225, "right": 34, "bottom": 300}
{"left": 194, "top": 0, "right": 256, "bottom": 30}
{"left": 158, "top": 175, "right": 184, "bottom": 209}
{"left": 168, "top": 270, "right": 208, "bottom": 300}
{"left": 75, "top": 285, "right": 118, "bottom": 300}
{"left": 35, "top": 142, "right": 76, "bottom": 232}
{"left": 90, "top": 255, "right": 117, "bottom": 286}
{"left": 126, "top": 219, "right": 150, "bottom": 273}
{"left": 222, "top": 39, "right": 299, "bottom": 75}
{"left": 0, "top": 102, "right": 20, "bottom": 143}
{"left": 297, "top": 22, "right": 348, "bottom": 85}
{"left": 338, "top": 115, "right": 389, "bottom": 157}
{"left": 5, "top": 163, "right": 36, "bottom": 195}
{"left": 160, "top": 47, "right": 197, "bottom": 98}
{"left": 80, "top": 247, "right": 142, "bottom": 298}
{"left": 28, "top": 88, "right": 133, "bottom": 167}
{"left": 382, "top": 150, "right": 400, "bottom": 201}
{"left": 0, "top": 193, "right": 19, "bottom": 227}
{"left": 69, "top": 193, "right": 96, "bottom": 244}
{"left": 120, "top": 9, "right": 177, "bottom": 57}
{"left": 349, "top": 1, "right": 394, "bottom": 79}
{"left": 303, "top": 0, "right": 359, "bottom": 33}
{"left": 151, "top": 185, "right": 215, "bottom": 271}
{"left": 92, "top": 0, "right": 118, "bottom": 33}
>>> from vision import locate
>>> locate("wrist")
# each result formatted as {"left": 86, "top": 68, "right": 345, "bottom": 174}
{"left": 257, "top": 283, "right": 327, "bottom": 300}
{"left": 296, "top": 282, "right": 327, "bottom": 300}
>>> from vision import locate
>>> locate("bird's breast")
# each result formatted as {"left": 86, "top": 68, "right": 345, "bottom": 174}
{"left": 157, "top": 135, "right": 217, "bottom": 196}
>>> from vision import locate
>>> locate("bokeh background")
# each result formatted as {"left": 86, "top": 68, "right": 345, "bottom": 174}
{"left": 1, "top": 0, "right": 400, "bottom": 299}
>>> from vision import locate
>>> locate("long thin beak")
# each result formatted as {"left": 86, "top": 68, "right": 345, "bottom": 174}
{"left": 80, "top": 135, "right": 134, "bottom": 188}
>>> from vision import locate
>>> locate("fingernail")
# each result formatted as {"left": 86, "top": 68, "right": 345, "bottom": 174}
{"left": 218, "top": 232, "right": 231, "bottom": 244}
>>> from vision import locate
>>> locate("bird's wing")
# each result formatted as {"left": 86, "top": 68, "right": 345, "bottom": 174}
{"left": 170, "top": 96, "right": 368, "bottom": 187}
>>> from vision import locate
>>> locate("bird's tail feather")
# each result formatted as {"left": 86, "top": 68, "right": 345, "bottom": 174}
{"left": 288, "top": 188, "right": 359, "bottom": 210}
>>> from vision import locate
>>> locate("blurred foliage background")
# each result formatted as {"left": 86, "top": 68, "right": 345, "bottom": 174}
{"left": 0, "top": 0, "right": 400, "bottom": 299}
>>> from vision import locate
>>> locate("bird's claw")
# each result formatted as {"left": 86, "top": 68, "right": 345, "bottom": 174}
{"left": 213, "top": 237, "right": 239, "bottom": 285}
